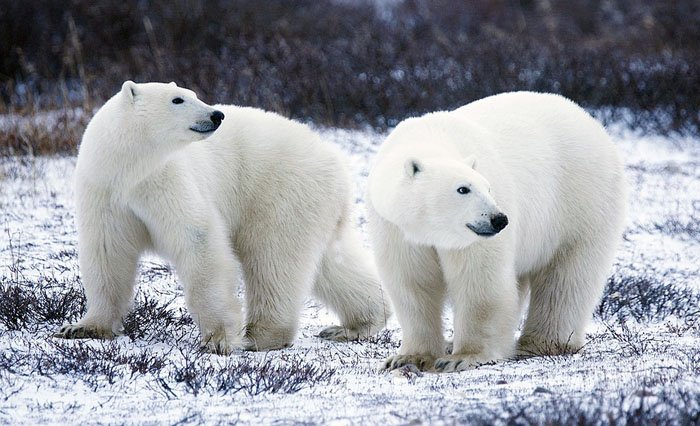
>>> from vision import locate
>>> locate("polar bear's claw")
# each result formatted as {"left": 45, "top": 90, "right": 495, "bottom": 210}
{"left": 53, "top": 324, "right": 115, "bottom": 340}
{"left": 433, "top": 355, "right": 486, "bottom": 373}
{"left": 434, "top": 359, "right": 460, "bottom": 372}
{"left": 384, "top": 354, "right": 435, "bottom": 371}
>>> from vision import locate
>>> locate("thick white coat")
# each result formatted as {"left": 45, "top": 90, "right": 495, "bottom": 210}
{"left": 368, "top": 92, "right": 626, "bottom": 372}
{"left": 57, "top": 81, "right": 389, "bottom": 353}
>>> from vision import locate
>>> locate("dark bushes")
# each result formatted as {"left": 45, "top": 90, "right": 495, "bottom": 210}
{"left": 0, "top": 279, "right": 85, "bottom": 332}
{"left": 1, "top": 0, "right": 698, "bottom": 154}
{"left": 597, "top": 272, "right": 700, "bottom": 323}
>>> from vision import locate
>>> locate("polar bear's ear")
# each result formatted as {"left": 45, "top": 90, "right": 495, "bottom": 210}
{"left": 121, "top": 80, "right": 137, "bottom": 103}
{"left": 404, "top": 158, "right": 422, "bottom": 179}
{"left": 168, "top": 81, "right": 177, "bottom": 87}
{"left": 463, "top": 155, "right": 477, "bottom": 170}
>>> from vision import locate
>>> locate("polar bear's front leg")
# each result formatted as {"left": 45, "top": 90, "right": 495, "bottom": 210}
{"left": 369, "top": 211, "right": 446, "bottom": 371}
{"left": 382, "top": 260, "right": 446, "bottom": 370}
{"left": 54, "top": 209, "right": 144, "bottom": 340}
{"left": 54, "top": 239, "right": 139, "bottom": 339}
{"left": 434, "top": 248, "right": 519, "bottom": 373}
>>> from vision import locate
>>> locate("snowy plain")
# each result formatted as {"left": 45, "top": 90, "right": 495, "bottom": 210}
{"left": 0, "top": 123, "right": 699, "bottom": 424}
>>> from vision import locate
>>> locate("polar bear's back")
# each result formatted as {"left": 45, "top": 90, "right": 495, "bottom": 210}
{"left": 455, "top": 92, "right": 611, "bottom": 158}
{"left": 182, "top": 105, "right": 350, "bottom": 235}
{"left": 455, "top": 92, "right": 626, "bottom": 274}
{"left": 208, "top": 105, "right": 348, "bottom": 192}
{"left": 454, "top": 92, "right": 624, "bottom": 214}
{"left": 209, "top": 105, "right": 337, "bottom": 159}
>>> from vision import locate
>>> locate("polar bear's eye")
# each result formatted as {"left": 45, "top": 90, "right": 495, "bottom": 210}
{"left": 172, "top": 97, "right": 184, "bottom": 104}
{"left": 457, "top": 186, "right": 470, "bottom": 195}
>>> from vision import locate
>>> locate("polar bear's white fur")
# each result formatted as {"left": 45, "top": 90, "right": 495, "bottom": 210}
{"left": 368, "top": 92, "right": 626, "bottom": 372}
{"left": 55, "top": 81, "right": 389, "bottom": 354}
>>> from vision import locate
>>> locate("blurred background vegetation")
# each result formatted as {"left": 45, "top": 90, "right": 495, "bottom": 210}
{"left": 1, "top": 0, "right": 698, "bottom": 154}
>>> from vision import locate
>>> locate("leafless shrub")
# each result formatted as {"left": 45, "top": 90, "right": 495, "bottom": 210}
{"left": 123, "top": 294, "right": 193, "bottom": 342}
{"left": 491, "top": 385, "right": 700, "bottom": 425}
{"left": 1, "top": 0, "right": 699, "bottom": 156}
{"left": 166, "top": 346, "right": 337, "bottom": 397}
{"left": 597, "top": 273, "right": 700, "bottom": 323}
{"left": 652, "top": 217, "right": 700, "bottom": 241}
{"left": 0, "top": 276, "right": 86, "bottom": 332}
{"left": 602, "top": 321, "right": 658, "bottom": 356}
{"left": 0, "top": 282, "right": 34, "bottom": 331}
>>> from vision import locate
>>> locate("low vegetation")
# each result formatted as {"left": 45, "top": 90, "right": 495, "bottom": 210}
{"left": 1, "top": 0, "right": 699, "bottom": 155}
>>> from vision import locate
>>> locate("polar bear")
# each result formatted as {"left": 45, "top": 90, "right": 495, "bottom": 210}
{"left": 368, "top": 91, "right": 626, "bottom": 372}
{"left": 54, "top": 81, "right": 389, "bottom": 354}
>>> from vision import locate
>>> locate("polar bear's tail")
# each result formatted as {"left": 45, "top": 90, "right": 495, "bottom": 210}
{"left": 314, "top": 218, "right": 391, "bottom": 341}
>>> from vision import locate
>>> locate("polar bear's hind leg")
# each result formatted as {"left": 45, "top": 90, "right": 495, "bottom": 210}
{"left": 517, "top": 239, "right": 615, "bottom": 356}
{"left": 314, "top": 220, "right": 390, "bottom": 342}
{"left": 238, "top": 230, "right": 323, "bottom": 351}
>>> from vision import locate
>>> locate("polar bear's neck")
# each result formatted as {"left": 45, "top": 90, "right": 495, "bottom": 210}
{"left": 76, "top": 100, "right": 179, "bottom": 188}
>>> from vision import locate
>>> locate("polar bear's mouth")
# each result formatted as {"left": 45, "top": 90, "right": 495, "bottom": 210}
{"left": 190, "top": 121, "right": 220, "bottom": 134}
{"left": 466, "top": 224, "right": 497, "bottom": 237}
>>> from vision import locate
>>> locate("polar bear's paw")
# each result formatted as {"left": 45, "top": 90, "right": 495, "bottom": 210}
{"left": 516, "top": 334, "right": 582, "bottom": 358}
{"left": 243, "top": 336, "right": 293, "bottom": 352}
{"left": 53, "top": 324, "right": 116, "bottom": 340}
{"left": 433, "top": 354, "right": 489, "bottom": 372}
{"left": 200, "top": 328, "right": 241, "bottom": 356}
{"left": 244, "top": 324, "right": 294, "bottom": 351}
{"left": 384, "top": 354, "right": 436, "bottom": 371}
{"left": 201, "top": 338, "right": 238, "bottom": 356}
{"left": 317, "top": 325, "right": 371, "bottom": 342}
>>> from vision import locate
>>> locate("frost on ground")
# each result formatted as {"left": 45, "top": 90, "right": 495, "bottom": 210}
{"left": 0, "top": 126, "right": 699, "bottom": 424}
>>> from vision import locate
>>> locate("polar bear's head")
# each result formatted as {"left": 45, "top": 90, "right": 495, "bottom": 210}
{"left": 392, "top": 155, "right": 509, "bottom": 249}
{"left": 119, "top": 80, "right": 224, "bottom": 146}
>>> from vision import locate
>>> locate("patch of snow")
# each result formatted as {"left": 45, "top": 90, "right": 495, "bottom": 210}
{"left": 0, "top": 124, "right": 698, "bottom": 424}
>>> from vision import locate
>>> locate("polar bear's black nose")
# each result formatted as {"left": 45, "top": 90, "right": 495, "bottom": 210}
{"left": 211, "top": 110, "right": 224, "bottom": 126}
{"left": 490, "top": 213, "right": 509, "bottom": 232}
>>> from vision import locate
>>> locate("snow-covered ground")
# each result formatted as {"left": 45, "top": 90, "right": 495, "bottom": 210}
{"left": 0, "top": 125, "right": 698, "bottom": 424}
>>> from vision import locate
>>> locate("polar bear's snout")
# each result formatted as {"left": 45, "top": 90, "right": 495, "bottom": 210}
{"left": 190, "top": 110, "right": 225, "bottom": 134}
{"left": 467, "top": 212, "right": 508, "bottom": 237}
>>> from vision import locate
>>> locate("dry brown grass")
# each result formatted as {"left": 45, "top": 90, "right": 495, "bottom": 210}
{"left": 0, "top": 108, "right": 88, "bottom": 156}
